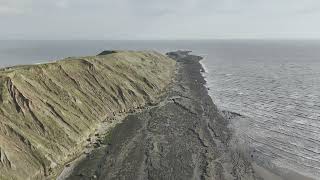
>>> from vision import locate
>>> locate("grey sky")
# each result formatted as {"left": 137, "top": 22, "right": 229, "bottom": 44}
{"left": 1, "top": 0, "right": 320, "bottom": 40}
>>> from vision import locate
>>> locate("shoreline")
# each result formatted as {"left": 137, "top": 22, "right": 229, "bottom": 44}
{"left": 60, "top": 50, "right": 314, "bottom": 180}
{"left": 64, "top": 51, "right": 258, "bottom": 179}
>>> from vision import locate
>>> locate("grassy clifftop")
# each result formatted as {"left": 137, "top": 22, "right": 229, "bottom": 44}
{"left": 0, "top": 51, "right": 176, "bottom": 180}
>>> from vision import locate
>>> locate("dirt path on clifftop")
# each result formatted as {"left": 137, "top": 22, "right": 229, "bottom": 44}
{"left": 65, "top": 51, "right": 260, "bottom": 180}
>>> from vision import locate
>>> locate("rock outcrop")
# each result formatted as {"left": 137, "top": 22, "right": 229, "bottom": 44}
{"left": 0, "top": 51, "right": 176, "bottom": 180}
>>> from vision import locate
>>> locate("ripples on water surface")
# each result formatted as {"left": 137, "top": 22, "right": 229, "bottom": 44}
{"left": 201, "top": 41, "right": 320, "bottom": 179}
{"left": 1, "top": 40, "right": 320, "bottom": 178}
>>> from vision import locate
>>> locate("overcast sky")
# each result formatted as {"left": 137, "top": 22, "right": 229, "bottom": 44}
{"left": 1, "top": 0, "right": 320, "bottom": 40}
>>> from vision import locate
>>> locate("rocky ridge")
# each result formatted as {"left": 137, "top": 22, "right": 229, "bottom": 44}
{"left": 65, "top": 51, "right": 260, "bottom": 180}
{"left": 0, "top": 51, "right": 176, "bottom": 180}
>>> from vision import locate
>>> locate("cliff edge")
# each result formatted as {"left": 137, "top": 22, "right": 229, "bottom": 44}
{"left": 0, "top": 51, "right": 176, "bottom": 180}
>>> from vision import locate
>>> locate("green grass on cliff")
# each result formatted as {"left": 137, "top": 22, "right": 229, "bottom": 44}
{"left": 0, "top": 51, "right": 176, "bottom": 180}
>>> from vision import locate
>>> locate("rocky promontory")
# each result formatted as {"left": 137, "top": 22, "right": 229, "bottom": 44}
{"left": 64, "top": 51, "right": 260, "bottom": 180}
{"left": 0, "top": 51, "right": 176, "bottom": 180}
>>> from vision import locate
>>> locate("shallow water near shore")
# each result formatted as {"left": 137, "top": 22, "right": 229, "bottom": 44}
{"left": 199, "top": 41, "right": 320, "bottom": 179}
{"left": 1, "top": 40, "right": 320, "bottom": 179}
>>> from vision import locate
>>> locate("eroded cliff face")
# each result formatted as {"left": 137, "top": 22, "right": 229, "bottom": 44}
{"left": 0, "top": 51, "right": 176, "bottom": 180}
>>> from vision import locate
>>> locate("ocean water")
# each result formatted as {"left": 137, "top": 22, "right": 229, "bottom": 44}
{"left": 1, "top": 40, "right": 320, "bottom": 179}
{"left": 199, "top": 40, "right": 320, "bottom": 179}
{"left": 199, "top": 41, "right": 320, "bottom": 179}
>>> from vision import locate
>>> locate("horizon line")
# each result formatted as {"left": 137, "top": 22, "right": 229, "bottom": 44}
{"left": 2, "top": 38, "right": 320, "bottom": 41}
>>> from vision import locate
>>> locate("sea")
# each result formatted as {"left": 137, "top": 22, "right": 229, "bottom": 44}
{"left": 1, "top": 40, "right": 319, "bottom": 179}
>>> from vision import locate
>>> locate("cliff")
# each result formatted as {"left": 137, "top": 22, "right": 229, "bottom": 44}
{"left": 0, "top": 51, "right": 176, "bottom": 180}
